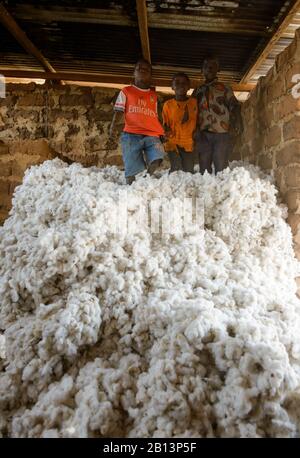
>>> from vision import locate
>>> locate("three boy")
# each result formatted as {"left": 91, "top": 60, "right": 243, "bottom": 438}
{"left": 110, "top": 57, "right": 242, "bottom": 182}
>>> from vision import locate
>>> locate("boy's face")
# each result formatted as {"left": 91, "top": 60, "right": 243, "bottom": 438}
{"left": 134, "top": 61, "right": 152, "bottom": 87}
{"left": 203, "top": 59, "right": 219, "bottom": 81}
{"left": 172, "top": 75, "right": 190, "bottom": 97}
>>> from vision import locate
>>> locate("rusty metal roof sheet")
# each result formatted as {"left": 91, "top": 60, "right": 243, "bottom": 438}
{"left": 0, "top": 0, "right": 299, "bottom": 89}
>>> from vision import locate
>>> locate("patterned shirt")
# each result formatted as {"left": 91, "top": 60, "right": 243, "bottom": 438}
{"left": 192, "top": 78, "right": 239, "bottom": 133}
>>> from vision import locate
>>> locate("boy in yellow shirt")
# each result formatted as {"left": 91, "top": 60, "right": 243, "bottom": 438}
{"left": 162, "top": 73, "right": 198, "bottom": 173}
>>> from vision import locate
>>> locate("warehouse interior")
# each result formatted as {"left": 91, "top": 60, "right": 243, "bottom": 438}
{"left": 1, "top": 0, "right": 300, "bottom": 439}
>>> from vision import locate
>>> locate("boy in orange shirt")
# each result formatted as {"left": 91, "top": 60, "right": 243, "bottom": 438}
{"left": 162, "top": 73, "right": 197, "bottom": 173}
{"left": 109, "top": 59, "right": 165, "bottom": 185}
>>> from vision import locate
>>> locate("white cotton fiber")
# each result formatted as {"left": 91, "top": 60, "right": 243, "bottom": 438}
{"left": 1, "top": 158, "right": 300, "bottom": 438}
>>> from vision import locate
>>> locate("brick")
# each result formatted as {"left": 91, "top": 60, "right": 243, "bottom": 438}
{"left": 87, "top": 108, "right": 112, "bottom": 122}
{"left": 244, "top": 122, "right": 257, "bottom": 140}
{"left": 251, "top": 134, "right": 264, "bottom": 155}
{"left": 17, "top": 93, "right": 45, "bottom": 107}
{"left": 283, "top": 116, "right": 300, "bottom": 141}
{"left": 0, "top": 161, "right": 12, "bottom": 177}
{"left": 0, "top": 142, "right": 9, "bottom": 155}
{"left": 274, "top": 168, "right": 285, "bottom": 194}
{"left": 288, "top": 212, "right": 300, "bottom": 236}
{"left": 0, "top": 179, "right": 10, "bottom": 197}
{"left": 10, "top": 180, "right": 21, "bottom": 194}
{"left": 94, "top": 89, "right": 117, "bottom": 105}
{"left": 103, "top": 154, "right": 123, "bottom": 166}
{"left": 264, "top": 66, "right": 275, "bottom": 88}
{"left": 284, "top": 190, "right": 300, "bottom": 213}
{"left": 276, "top": 47, "right": 290, "bottom": 73}
{"left": 276, "top": 141, "right": 300, "bottom": 166}
{"left": 66, "top": 124, "right": 81, "bottom": 136}
{"left": 9, "top": 139, "right": 54, "bottom": 158}
{"left": 9, "top": 141, "right": 28, "bottom": 156}
{"left": 285, "top": 63, "right": 300, "bottom": 91}
{"left": 0, "top": 193, "right": 12, "bottom": 208}
{"left": 77, "top": 153, "right": 98, "bottom": 167}
{"left": 60, "top": 93, "right": 93, "bottom": 107}
{"left": 48, "top": 109, "right": 78, "bottom": 122}
{"left": 0, "top": 95, "right": 17, "bottom": 107}
{"left": 13, "top": 110, "right": 40, "bottom": 123}
{"left": 267, "top": 75, "right": 286, "bottom": 102}
{"left": 11, "top": 161, "right": 26, "bottom": 177}
{"left": 264, "top": 104, "right": 275, "bottom": 127}
{"left": 274, "top": 96, "right": 300, "bottom": 122}
{"left": 6, "top": 82, "right": 36, "bottom": 93}
{"left": 276, "top": 38, "right": 298, "bottom": 71}
{"left": 265, "top": 125, "right": 282, "bottom": 148}
{"left": 258, "top": 154, "right": 273, "bottom": 170}
{"left": 285, "top": 165, "right": 300, "bottom": 188}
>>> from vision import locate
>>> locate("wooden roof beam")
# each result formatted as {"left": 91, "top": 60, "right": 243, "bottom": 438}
{"left": 136, "top": 0, "right": 151, "bottom": 63}
{"left": 0, "top": 3, "right": 56, "bottom": 73}
{"left": 241, "top": 0, "right": 300, "bottom": 83}
{"left": 0, "top": 69, "right": 255, "bottom": 92}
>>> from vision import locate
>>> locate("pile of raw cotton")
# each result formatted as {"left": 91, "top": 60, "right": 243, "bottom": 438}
{"left": 1, "top": 158, "right": 300, "bottom": 438}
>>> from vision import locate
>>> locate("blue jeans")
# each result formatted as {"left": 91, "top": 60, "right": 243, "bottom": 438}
{"left": 120, "top": 132, "right": 164, "bottom": 178}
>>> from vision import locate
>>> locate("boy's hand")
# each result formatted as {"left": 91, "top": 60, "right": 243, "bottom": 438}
{"left": 109, "top": 125, "right": 117, "bottom": 140}
{"left": 163, "top": 124, "right": 172, "bottom": 139}
{"left": 109, "top": 111, "right": 125, "bottom": 140}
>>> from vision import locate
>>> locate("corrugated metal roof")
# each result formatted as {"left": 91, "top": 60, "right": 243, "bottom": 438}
{"left": 0, "top": 0, "right": 299, "bottom": 88}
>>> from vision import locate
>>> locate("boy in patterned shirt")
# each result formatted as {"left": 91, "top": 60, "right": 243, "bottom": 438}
{"left": 192, "top": 56, "right": 243, "bottom": 174}
{"left": 109, "top": 59, "right": 164, "bottom": 185}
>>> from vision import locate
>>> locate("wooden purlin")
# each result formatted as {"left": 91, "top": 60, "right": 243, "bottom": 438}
{"left": 0, "top": 69, "right": 255, "bottom": 92}
{"left": 136, "top": 0, "right": 151, "bottom": 63}
{"left": 0, "top": 3, "right": 56, "bottom": 73}
{"left": 241, "top": 0, "right": 300, "bottom": 83}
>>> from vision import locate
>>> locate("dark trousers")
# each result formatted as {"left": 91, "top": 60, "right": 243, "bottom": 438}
{"left": 168, "top": 146, "right": 194, "bottom": 173}
{"left": 194, "top": 131, "right": 231, "bottom": 174}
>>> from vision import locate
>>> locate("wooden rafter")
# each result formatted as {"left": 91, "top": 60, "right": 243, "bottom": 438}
{"left": 136, "top": 0, "right": 151, "bottom": 63}
{"left": 0, "top": 69, "right": 255, "bottom": 92}
{"left": 241, "top": 0, "right": 300, "bottom": 83}
{"left": 0, "top": 3, "right": 56, "bottom": 73}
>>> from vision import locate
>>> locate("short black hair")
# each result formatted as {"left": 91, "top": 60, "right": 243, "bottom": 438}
{"left": 134, "top": 58, "right": 152, "bottom": 72}
{"left": 172, "top": 72, "right": 190, "bottom": 84}
{"left": 203, "top": 54, "right": 219, "bottom": 67}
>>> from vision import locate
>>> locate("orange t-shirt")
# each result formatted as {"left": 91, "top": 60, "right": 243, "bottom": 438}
{"left": 114, "top": 85, "right": 164, "bottom": 137}
{"left": 162, "top": 97, "right": 198, "bottom": 152}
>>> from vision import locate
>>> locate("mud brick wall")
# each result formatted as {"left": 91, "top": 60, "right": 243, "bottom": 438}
{"left": 0, "top": 83, "right": 128, "bottom": 224}
{"left": 0, "top": 82, "right": 123, "bottom": 167}
{"left": 234, "top": 28, "right": 300, "bottom": 259}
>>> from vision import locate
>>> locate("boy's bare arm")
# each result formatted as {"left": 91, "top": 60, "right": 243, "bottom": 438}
{"left": 109, "top": 111, "right": 125, "bottom": 138}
